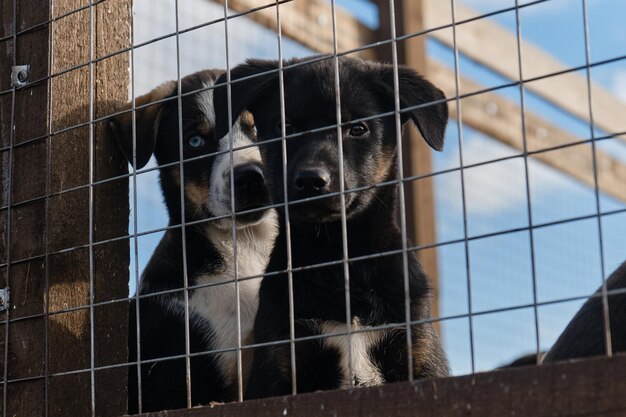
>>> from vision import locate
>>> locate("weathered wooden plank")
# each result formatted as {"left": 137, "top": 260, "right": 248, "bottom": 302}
{"left": 0, "top": 2, "right": 50, "bottom": 417}
{"left": 428, "top": 60, "right": 626, "bottom": 204}
{"left": 132, "top": 353, "right": 626, "bottom": 417}
{"left": 423, "top": 0, "right": 626, "bottom": 142}
{"left": 91, "top": 7, "right": 132, "bottom": 414}
{"left": 214, "top": 0, "right": 376, "bottom": 59}
{"left": 375, "top": 0, "right": 441, "bottom": 322}
{"left": 46, "top": 13, "right": 96, "bottom": 417}
{"left": 48, "top": 1, "right": 131, "bottom": 415}
{"left": 0, "top": 0, "right": 130, "bottom": 416}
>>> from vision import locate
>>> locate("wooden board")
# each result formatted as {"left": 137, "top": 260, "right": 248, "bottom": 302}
{"left": 131, "top": 353, "right": 626, "bottom": 417}
{"left": 374, "top": 0, "right": 441, "bottom": 323}
{"left": 428, "top": 60, "right": 626, "bottom": 204}
{"left": 0, "top": 1, "right": 131, "bottom": 416}
{"left": 214, "top": 0, "right": 376, "bottom": 59}
{"left": 0, "top": 3, "right": 51, "bottom": 417}
{"left": 423, "top": 0, "right": 626, "bottom": 142}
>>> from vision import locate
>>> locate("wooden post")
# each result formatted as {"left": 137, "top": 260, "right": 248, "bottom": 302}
{"left": 0, "top": 1, "right": 130, "bottom": 416}
{"left": 375, "top": 0, "right": 441, "bottom": 322}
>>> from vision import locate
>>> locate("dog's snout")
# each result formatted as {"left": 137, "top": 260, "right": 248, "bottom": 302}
{"left": 293, "top": 167, "right": 331, "bottom": 196}
{"left": 234, "top": 165, "right": 265, "bottom": 192}
{"left": 233, "top": 164, "right": 270, "bottom": 214}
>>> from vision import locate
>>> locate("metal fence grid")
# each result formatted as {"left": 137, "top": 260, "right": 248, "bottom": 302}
{"left": 1, "top": 0, "right": 625, "bottom": 415}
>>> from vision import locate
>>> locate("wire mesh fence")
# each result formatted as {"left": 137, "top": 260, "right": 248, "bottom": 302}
{"left": 1, "top": 0, "right": 625, "bottom": 416}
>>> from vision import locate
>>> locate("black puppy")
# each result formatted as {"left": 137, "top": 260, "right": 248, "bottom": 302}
{"left": 110, "top": 69, "right": 277, "bottom": 412}
{"left": 214, "top": 57, "right": 450, "bottom": 398}
{"left": 543, "top": 260, "right": 626, "bottom": 362}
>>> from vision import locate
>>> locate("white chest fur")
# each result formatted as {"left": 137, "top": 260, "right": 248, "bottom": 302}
{"left": 320, "top": 319, "right": 386, "bottom": 388}
{"left": 190, "top": 273, "right": 260, "bottom": 380}
{"left": 188, "top": 212, "right": 277, "bottom": 380}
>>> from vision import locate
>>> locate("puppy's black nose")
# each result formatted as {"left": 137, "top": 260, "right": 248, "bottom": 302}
{"left": 234, "top": 165, "right": 265, "bottom": 192}
{"left": 293, "top": 167, "right": 331, "bottom": 196}
{"left": 233, "top": 164, "right": 270, "bottom": 213}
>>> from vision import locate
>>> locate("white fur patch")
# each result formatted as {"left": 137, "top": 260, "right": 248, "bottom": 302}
{"left": 196, "top": 81, "right": 216, "bottom": 127}
{"left": 208, "top": 120, "right": 263, "bottom": 225}
{"left": 320, "top": 319, "right": 386, "bottom": 388}
{"left": 189, "top": 210, "right": 278, "bottom": 380}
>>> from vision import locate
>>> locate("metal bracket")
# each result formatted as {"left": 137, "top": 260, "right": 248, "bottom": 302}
{"left": 11, "top": 65, "right": 30, "bottom": 88}
{"left": 0, "top": 288, "right": 8, "bottom": 312}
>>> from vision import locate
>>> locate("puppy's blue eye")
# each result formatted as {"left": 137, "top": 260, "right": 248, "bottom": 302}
{"left": 187, "top": 135, "right": 206, "bottom": 148}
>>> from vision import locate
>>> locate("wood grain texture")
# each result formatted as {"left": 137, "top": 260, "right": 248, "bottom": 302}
{"left": 0, "top": 3, "right": 50, "bottom": 417}
{"left": 0, "top": 0, "right": 130, "bottom": 416}
{"left": 131, "top": 353, "right": 626, "bottom": 417}
{"left": 375, "top": 0, "right": 441, "bottom": 323}
{"left": 423, "top": 0, "right": 626, "bottom": 142}
{"left": 428, "top": 60, "right": 626, "bottom": 204}
{"left": 214, "top": 0, "right": 376, "bottom": 59}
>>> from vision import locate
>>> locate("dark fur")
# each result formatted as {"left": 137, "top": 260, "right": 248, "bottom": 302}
{"left": 543, "top": 260, "right": 626, "bottom": 363}
{"left": 110, "top": 69, "right": 270, "bottom": 412}
{"left": 214, "top": 56, "right": 450, "bottom": 399}
{"left": 500, "top": 352, "right": 544, "bottom": 368}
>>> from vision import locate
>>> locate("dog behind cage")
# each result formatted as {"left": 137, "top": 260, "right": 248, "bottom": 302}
{"left": 2, "top": 0, "right": 626, "bottom": 416}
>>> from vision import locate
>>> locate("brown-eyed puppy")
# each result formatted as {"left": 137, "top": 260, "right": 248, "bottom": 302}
{"left": 543, "top": 260, "right": 626, "bottom": 363}
{"left": 214, "top": 57, "right": 450, "bottom": 399}
{"left": 109, "top": 69, "right": 277, "bottom": 412}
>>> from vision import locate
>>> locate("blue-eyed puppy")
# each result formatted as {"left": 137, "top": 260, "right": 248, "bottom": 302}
{"left": 110, "top": 69, "right": 277, "bottom": 412}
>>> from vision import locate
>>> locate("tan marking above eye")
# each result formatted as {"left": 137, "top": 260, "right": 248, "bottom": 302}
{"left": 239, "top": 111, "right": 257, "bottom": 139}
{"left": 197, "top": 121, "right": 212, "bottom": 138}
{"left": 240, "top": 111, "right": 255, "bottom": 129}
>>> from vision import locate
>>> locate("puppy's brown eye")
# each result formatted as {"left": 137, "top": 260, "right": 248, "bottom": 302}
{"left": 348, "top": 122, "right": 368, "bottom": 137}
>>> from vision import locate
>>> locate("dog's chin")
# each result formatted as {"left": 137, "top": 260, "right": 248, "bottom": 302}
{"left": 206, "top": 205, "right": 273, "bottom": 231}
{"left": 288, "top": 202, "right": 345, "bottom": 224}
{"left": 234, "top": 207, "right": 273, "bottom": 228}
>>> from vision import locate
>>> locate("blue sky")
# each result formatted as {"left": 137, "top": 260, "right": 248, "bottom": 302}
{"left": 130, "top": 0, "right": 626, "bottom": 375}
{"left": 431, "top": 0, "right": 626, "bottom": 373}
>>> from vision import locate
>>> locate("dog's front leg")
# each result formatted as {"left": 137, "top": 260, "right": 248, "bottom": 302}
{"left": 245, "top": 339, "right": 293, "bottom": 399}
{"left": 245, "top": 306, "right": 294, "bottom": 399}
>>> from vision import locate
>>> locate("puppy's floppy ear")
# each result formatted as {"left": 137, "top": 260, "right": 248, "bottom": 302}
{"left": 108, "top": 81, "right": 176, "bottom": 169}
{"left": 213, "top": 59, "right": 279, "bottom": 140}
{"left": 375, "top": 64, "right": 448, "bottom": 151}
